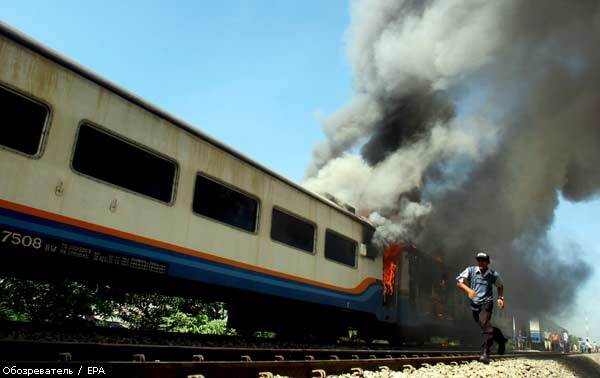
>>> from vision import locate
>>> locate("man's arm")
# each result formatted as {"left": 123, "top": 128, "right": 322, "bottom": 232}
{"left": 496, "top": 273, "right": 505, "bottom": 309}
{"left": 456, "top": 268, "right": 476, "bottom": 298}
{"left": 457, "top": 281, "right": 477, "bottom": 298}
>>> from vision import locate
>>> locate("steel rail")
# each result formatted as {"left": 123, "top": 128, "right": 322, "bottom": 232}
{"left": 0, "top": 340, "right": 478, "bottom": 362}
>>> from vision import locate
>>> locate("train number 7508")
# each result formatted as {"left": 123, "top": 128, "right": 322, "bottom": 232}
{"left": 1, "top": 230, "right": 42, "bottom": 249}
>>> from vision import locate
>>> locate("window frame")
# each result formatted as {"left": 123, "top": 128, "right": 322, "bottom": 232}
{"left": 0, "top": 82, "right": 52, "bottom": 159}
{"left": 70, "top": 120, "right": 179, "bottom": 206}
{"left": 270, "top": 206, "right": 317, "bottom": 254}
{"left": 324, "top": 228, "right": 358, "bottom": 269}
{"left": 191, "top": 172, "right": 261, "bottom": 235}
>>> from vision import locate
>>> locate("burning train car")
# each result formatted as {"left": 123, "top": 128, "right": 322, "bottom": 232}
{"left": 378, "top": 243, "right": 473, "bottom": 343}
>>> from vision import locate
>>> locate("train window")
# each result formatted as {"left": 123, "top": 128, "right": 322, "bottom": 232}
{"left": 72, "top": 123, "right": 177, "bottom": 203}
{"left": 0, "top": 85, "right": 49, "bottom": 156}
{"left": 271, "top": 208, "right": 315, "bottom": 253}
{"left": 193, "top": 174, "right": 258, "bottom": 232}
{"left": 325, "top": 229, "right": 357, "bottom": 267}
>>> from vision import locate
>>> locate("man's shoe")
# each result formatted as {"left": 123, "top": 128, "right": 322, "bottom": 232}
{"left": 498, "top": 337, "right": 508, "bottom": 355}
{"left": 479, "top": 351, "right": 490, "bottom": 364}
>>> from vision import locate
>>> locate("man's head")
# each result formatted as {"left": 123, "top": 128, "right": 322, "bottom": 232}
{"left": 475, "top": 251, "right": 490, "bottom": 269}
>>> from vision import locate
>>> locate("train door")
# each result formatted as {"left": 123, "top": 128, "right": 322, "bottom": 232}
{"left": 382, "top": 244, "right": 414, "bottom": 322}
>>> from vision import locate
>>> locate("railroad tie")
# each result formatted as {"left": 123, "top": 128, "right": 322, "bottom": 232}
{"left": 133, "top": 354, "right": 145, "bottom": 362}
{"left": 402, "top": 364, "right": 416, "bottom": 373}
{"left": 58, "top": 353, "right": 72, "bottom": 362}
{"left": 192, "top": 354, "right": 205, "bottom": 362}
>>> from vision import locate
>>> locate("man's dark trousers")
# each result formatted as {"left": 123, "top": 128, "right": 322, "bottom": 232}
{"left": 472, "top": 301, "right": 505, "bottom": 352}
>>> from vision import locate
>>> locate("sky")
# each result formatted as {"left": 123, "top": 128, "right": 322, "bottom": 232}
{"left": 1, "top": 1, "right": 597, "bottom": 341}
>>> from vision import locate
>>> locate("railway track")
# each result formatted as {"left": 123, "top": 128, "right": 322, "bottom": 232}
{"left": 0, "top": 340, "right": 560, "bottom": 377}
{"left": 0, "top": 320, "right": 467, "bottom": 350}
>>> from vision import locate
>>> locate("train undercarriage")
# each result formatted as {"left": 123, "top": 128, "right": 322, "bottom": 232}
{"left": 1, "top": 238, "right": 482, "bottom": 347}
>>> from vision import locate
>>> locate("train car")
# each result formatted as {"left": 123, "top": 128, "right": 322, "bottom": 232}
{"left": 0, "top": 23, "right": 476, "bottom": 343}
{"left": 0, "top": 23, "right": 404, "bottom": 339}
{"left": 380, "top": 245, "right": 475, "bottom": 343}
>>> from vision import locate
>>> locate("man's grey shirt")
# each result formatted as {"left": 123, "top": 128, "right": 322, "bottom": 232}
{"left": 456, "top": 266, "right": 504, "bottom": 308}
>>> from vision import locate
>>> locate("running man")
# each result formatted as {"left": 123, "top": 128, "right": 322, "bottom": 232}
{"left": 456, "top": 251, "right": 508, "bottom": 363}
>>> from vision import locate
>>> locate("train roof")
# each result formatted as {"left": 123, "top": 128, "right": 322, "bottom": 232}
{"left": 0, "top": 22, "right": 374, "bottom": 229}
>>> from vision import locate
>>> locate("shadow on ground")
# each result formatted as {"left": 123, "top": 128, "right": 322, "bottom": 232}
{"left": 556, "top": 354, "right": 600, "bottom": 378}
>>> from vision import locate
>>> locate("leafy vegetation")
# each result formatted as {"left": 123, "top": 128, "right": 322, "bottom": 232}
{"left": 158, "top": 312, "right": 233, "bottom": 335}
{"left": 0, "top": 276, "right": 234, "bottom": 334}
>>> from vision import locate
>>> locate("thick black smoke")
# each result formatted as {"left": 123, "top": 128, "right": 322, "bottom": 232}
{"left": 361, "top": 90, "right": 454, "bottom": 165}
{"left": 420, "top": 43, "right": 600, "bottom": 312}
{"left": 304, "top": 0, "right": 600, "bottom": 316}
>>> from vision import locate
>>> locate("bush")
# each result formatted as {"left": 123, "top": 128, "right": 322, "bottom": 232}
{"left": 0, "top": 276, "right": 234, "bottom": 334}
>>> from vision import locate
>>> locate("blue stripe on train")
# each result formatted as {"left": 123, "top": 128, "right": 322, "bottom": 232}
{"left": 0, "top": 206, "right": 383, "bottom": 315}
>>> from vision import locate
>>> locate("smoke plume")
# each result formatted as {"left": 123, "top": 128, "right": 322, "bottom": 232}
{"left": 304, "top": 0, "right": 600, "bottom": 316}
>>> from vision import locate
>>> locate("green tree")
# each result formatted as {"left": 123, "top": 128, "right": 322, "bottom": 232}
{"left": 0, "top": 277, "right": 113, "bottom": 325}
{"left": 0, "top": 276, "right": 233, "bottom": 334}
{"left": 159, "top": 311, "right": 233, "bottom": 335}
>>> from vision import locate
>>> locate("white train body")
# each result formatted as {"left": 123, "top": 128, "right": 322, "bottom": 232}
{"left": 0, "top": 23, "right": 395, "bottom": 330}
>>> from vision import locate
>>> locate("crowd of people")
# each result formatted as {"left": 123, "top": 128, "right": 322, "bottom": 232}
{"left": 541, "top": 330, "right": 570, "bottom": 352}
{"left": 580, "top": 337, "right": 598, "bottom": 353}
{"left": 514, "top": 328, "right": 596, "bottom": 353}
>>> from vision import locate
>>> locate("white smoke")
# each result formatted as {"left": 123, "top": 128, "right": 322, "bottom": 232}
{"left": 348, "top": 0, "right": 517, "bottom": 93}
{"left": 305, "top": 114, "right": 497, "bottom": 247}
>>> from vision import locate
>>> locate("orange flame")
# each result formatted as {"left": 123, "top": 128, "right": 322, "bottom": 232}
{"left": 383, "top": 244, "right": 402, "bottom": 296}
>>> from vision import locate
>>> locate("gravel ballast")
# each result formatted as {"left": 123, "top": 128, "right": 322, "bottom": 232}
{"left": 328, "top": 357, "right": 579, "bottom": 377}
